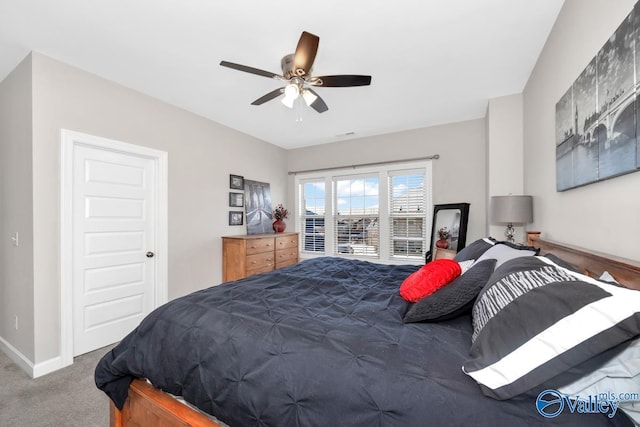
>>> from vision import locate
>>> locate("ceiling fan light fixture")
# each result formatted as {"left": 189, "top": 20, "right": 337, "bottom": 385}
{"left": 284, "top": 83, "right": 299, "bottom": 98}
{"left": 302, "top": 89, "right": 318, "bottom": 106}
{"left": 220, "top": 31, "right": 372, "bottom": 114}
{"left": 281, "top": 83, "right": 300, "bottom": 108}
{"left": 281, "top": 96, "right": 295, "bottom": 109}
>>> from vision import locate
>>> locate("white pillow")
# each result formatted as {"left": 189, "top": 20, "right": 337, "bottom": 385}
{"left": 458, "top": 259, "right": 474, "bottom": 275}
{"left": 473, "top": 243, "right": 537, "bottom": 269}
{"left": 559, "top": 338, "right": 640, "bottom": 425}
{"left": 599, "top": 270, "right": 620, "bottom": 284}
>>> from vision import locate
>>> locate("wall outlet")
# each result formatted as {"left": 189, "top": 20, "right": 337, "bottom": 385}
{"left": 10, "top": 232, "right": 19, "bottom": 247}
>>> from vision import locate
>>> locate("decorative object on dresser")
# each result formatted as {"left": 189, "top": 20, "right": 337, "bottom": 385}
{"left": 222, "top": 232, "right": 299, "bottom": 281}
{"left": 489, "top": 195, "right": 533, "bottom": 243}
{"left": 272, "top": 204, "right": 288, "bottom": 233}
{"left": 427, "top": 203, "right": 470, "bottom": 262}
{"left": 244, "top": 180, "right": 273, "bottom": 235}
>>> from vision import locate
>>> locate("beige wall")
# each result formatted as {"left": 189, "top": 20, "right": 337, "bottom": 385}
{"left": 2, "top": 52, "right": 288, "bottom": 367}
{"left": 486, "top": 93, "right": 527, "bottom": 243}
{"left": 523, "top": 0, "right": 640, "bottom": 261}
{"left": 287, "top": 119, "right": 487, "bottom": 244}
{"left": 0, "top": 55, "right": 35, "bottom": 360}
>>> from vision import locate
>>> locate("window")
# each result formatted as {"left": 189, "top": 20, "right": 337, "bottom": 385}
{"left": 296, "top": 161, "right": 432, "bottom": 263}
{"left": 334, "top": 175, "right": 379, "bottom": 256}
{"left": 300, "top": 180, "right": 326, "bottom": 252}
{"left": 389, "top": 171, "right": 425, "bottom": 258}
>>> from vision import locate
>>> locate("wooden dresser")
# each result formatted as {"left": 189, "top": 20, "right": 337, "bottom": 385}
{"left": 222, "top": 232, "right": 299, "bottom": 282}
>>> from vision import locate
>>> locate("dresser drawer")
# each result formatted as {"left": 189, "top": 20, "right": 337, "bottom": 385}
{"left": 276, "top": 248, "right": 297, "bottom": 264}
{"left": 246, "top": 252, "right": 275, "bottom": 271}
{"left": 276, "top": 258, "right": 297, "bottom": 269}
{"left": 222, "top": 233, "right": 298, "bottom": 282}
{"left": 247, "top": 263, "right": 274, "bottom": 276}
{"left": 246, "top": 238, "right": 275, "bottom": 255}
{"left": 276, "top": 235, "right": 298, "bottom": 250}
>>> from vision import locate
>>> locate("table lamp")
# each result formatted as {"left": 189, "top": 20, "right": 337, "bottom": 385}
{"left": 489, "top": 195, "right": 533, "bottom": 243}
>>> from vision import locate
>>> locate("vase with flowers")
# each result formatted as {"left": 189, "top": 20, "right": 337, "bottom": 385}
{"left": 436, "top": 227, "right": 450, "bottom": 249}
{"left": 272, "top": 204, "right": 288, "bottom": 233}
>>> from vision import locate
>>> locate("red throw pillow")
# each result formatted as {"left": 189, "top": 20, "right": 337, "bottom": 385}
{"left": 400, "top": 259, "right": 462, "bottom": 302}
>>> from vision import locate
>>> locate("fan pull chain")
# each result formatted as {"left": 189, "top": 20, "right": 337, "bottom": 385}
{"left": 295, "top": 97, "right": 303, "bottom": 123}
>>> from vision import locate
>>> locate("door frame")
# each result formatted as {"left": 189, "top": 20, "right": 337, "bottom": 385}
{"left": 60, "top": 129, "right": 168, "bottom": 367}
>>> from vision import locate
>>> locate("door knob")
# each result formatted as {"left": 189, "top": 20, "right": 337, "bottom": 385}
{"left": 146, "top": 251, "right": 155, "bottom": 258}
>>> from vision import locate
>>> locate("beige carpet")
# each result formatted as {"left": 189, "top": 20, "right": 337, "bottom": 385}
{"left": 0, "top": 344, "right": 116, "bottom": 426}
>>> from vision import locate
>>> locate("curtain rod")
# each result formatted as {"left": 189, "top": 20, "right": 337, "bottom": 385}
{"left": 287, "top": 154, "right": 440, "bottom": 175}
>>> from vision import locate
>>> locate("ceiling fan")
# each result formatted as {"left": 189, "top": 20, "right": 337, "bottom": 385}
{"left": 220, "top": 31, "right": 371, "bottom": 113}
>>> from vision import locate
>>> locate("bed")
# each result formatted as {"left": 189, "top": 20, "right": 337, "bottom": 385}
{"left": 96, "top": 236, "right": 640, "bottom": 426}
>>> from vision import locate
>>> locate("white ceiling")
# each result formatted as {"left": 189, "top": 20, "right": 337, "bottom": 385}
{"left": 0, "top": 0, "right": 564, "bottom": 149}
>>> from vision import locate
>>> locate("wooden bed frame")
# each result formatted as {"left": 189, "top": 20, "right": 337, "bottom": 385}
{"left": 109, "top": 236, "right": 640, "bottom": 427}
{"left": 527, "top": 234, "right": 640, "bottom": 290}
{"left": 110, "top": 378, "right": 223, "bottom": 427}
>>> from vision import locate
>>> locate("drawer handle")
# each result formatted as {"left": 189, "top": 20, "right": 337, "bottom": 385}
{"left": 250, "top": 245, "right": 256, "bottom": 249}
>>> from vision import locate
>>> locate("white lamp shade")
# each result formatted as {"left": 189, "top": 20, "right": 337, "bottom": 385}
{"left": 284, "top": 84, "right": 299, "bottom": 98}
{"left": 281, "top": 95, "right": 296, "bottom": 108}
{"left": 301, "top": 89, "right": 317, "bottom": 106}
{"left": 490, "top": 195, "right": 533, "bottom": 224}
{"left": 281, "top": 84, "right": 300, "bottom": 108}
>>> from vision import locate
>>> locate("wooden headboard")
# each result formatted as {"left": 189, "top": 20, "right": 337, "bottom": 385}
{"left": 528, "top": 233, "right": 640, "bottom": 291}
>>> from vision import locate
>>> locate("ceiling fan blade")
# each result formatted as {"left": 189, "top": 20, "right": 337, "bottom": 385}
{"left": 306, "top": 89, "right": 328, "bottom": 113}
{"left": 251, "top": 87, "right": 285, "bottom": 105}
{"left": 293, "top": 31, "right": 319, "bottom": 77}
{"left": 311, "top": 75, "right": 372, "bottom": 87}
{"left": 220, "top": 61, "right": 281, "bottom": 79}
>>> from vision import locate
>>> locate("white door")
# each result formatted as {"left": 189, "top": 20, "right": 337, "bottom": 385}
{"left": 72, "top": 142, "right": 157, "bottom": 356}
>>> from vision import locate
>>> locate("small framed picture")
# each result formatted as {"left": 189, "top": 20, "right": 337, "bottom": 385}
{"left": 229, "top": 211, "right": 244, "bottom": 226}
{"left": 229, "top": 192, "right": 244, "bottom": 207}
{"left": 230, "top": 174, "right": 244, "bottom": 190}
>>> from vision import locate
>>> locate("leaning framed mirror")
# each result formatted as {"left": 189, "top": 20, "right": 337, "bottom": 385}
{"left": 426, "top": 203, "right": 470, "bottom": 262}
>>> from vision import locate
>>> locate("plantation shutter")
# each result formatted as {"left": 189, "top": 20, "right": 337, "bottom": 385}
{"left": 333, "top": 174, "right": 379, "bottom": 256}
{"left": 300, "top": 180, "right": 326, "bottom": 253}
{"left": 388, "top": 169, "right": 426, "bottom": 259}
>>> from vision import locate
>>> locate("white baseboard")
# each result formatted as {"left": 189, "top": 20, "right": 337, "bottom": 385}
{"left": 0, "top": 335, "right": 71, "bottom": 378}
{"left": 33, "top": 354, "right": 70, "bottom": 377}
{"left": 0, "top": 336, "right": 35, "bottom": 377}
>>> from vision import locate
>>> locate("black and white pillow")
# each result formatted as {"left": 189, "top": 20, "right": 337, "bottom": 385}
{"left": 472, "top": 241, "right": 538, "bottom": 269}
{"left": 453, "top": 237, "right": 496, "bottom": 262}
{"left": 463, "top": 256, "right": 640, "bottom": 400}
{"left": 541, "top": 253, "right": 580, "bottom": 273}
